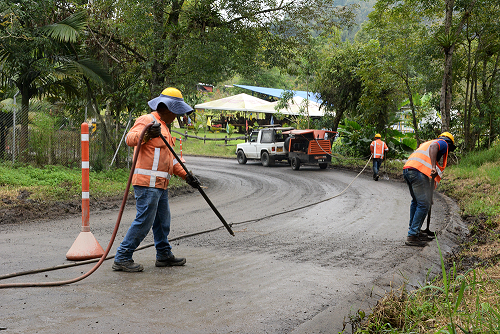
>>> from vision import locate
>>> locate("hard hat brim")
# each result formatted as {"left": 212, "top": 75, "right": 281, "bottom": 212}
{"left": 148, "top": 95, "right": 194, "bottom": 115}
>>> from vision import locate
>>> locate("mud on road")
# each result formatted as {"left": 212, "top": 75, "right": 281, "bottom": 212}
{"left": 0, "top": 157, "right": 466, "bottom": 333}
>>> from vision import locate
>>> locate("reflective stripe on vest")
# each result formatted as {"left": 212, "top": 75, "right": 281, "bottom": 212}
{"left": 371, "top": 140, "right": 386, "bottom": 158}
{"left": 405, "top": 140, "right": 448, "bottom": 183}
{"left": 133, "top": 114, "right": 172, "bottom": 188}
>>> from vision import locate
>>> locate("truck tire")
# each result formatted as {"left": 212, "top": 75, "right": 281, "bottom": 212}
{"left": 261, "top": 151, "right": 271, "bottom": 167}
{"left": 319, "top": 163, "right": 328, "bottom": 169}
{"left": 237, "top": 150, "right": 247, "bottom": 164}
{"left": 291, "top": 157, "right": 300, "bottom": 170}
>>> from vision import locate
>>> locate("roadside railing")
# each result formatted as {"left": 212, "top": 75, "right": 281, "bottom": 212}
{"left": 171, "top": 130, "right": 247, "bottom": 146}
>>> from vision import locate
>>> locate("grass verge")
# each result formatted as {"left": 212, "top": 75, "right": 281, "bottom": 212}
{"left": 0, "top": 163, "right": 185, "bottom": 206}
{"left": 351, "top": 143, "right": 500, "bottom": 333}
{"left": 171, "top": 128, "right": 245, "bottom": 158}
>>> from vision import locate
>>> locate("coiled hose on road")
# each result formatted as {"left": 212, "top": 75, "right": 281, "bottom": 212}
{"left": 0, "top": 144, "right": 373, "bottom": 288}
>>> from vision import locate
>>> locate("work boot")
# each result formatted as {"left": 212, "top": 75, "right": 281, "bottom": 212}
{"left": 405, "top": 235, "right": 427, "bottom": 247}
{"left": 420, "top": 230, "right": 436, "bottom": 239}
{"left": 418, "top": 233, "right": 434, "bottom": 242}
{"left": 155, "top": 254, "right": 186, "bottom": 267}
{"left": 375, "top": 174, "right": 379, "bottom": 181}
{"left": 112, "top": 260, "right": 144, "bottom": 272}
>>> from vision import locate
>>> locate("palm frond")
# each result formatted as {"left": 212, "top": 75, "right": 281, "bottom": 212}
{"left": 68, "top": 58, "right": 111, "bottom": 85}
{"left": 28, "top": 98, "right": 53, "bottom": 113}
{"left": 41, "top": 11, "right": 87, "bottom": 43}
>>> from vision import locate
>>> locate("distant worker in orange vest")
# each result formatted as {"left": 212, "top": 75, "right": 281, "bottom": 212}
{"left": 370, "top": 134, "right": 388, "bottom": 181}
{"left": 403, "top": 132, "right": 456, "bottom": 247}
{"left": 113, "top": 87, "right": 200, "bottom": 272}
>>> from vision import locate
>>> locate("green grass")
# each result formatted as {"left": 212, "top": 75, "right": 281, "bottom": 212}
{"left": 0, "top": 129, "right": 241, "bottom": 205}
{"left": 0, "top": 162, "right": 184, "bottom": 204}
{"left": 171, "top": 128, "right": 245, "bottom": 158}
{"left": 440, "top": 157, "right": 500, "bottom": 220}
{"left": 354, "top": 142, "right": 500, "bottom": 333}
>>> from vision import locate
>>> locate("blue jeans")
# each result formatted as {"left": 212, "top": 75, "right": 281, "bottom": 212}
{"left": 403, "top": 168, "right": 431, "bottom": 236}
{"left": 373, "top": 158, "right": 382, "bottom": 178}
{"left": 115, "top": 186, "right": 173, "bottom": 262}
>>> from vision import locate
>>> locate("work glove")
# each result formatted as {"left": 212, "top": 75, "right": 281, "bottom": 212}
{"left": 143, "top": 123, "right": 161, "bottom": 143}
{"left": 185, "top": 173, "right": 201, "bottom": 188}
{"left": 148, "top": 123, "right": 162, "bottom": 138}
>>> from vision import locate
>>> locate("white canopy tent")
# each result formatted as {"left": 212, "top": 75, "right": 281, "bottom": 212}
{"left": 194, "top": 93, "right": 273, "bottom": 112}
{"left": 194, "top": 93, "right": 326, "bottom": 117}
{"left": 249, "top": 96, "right": 326, "bottom": 117}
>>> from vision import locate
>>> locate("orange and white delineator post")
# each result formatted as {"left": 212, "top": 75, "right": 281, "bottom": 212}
{"left": 66, "top": 123, "right": 105, "bottom": 261}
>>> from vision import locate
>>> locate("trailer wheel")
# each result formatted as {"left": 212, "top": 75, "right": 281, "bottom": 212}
{"left": 237, "top": 150, "right": 247, "bottom": 164}
{"left": 261, "top": 151, "right": 271, "bottom": 167}
{"left": 291, "top": 157, "right": 300, "bottom": 170}
{"left": 319, "top": 163, "right": 328, "bottom": 169}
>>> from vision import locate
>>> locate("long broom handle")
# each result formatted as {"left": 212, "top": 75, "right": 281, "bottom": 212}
{"left": 158, "top": 133, "right": 235, "bottom": 236}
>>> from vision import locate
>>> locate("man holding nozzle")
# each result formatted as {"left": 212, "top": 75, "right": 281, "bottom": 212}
{"left": 403, "top": 132, "right": 456, "bottom": 247}
{"left": 113, "top": 87, "right": 201, "bottom": 272}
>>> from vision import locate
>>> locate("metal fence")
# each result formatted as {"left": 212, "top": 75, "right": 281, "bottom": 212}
{"left": 0, "top": 111, "right": 132, "bottom": 169}
{"left": 0, "top": 110, "right": 251, "bottom": 169}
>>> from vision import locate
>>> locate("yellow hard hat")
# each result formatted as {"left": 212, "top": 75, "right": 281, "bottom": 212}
{"left": 161, "top": 87, "right": 183, "bottom": 98}
{"left": 439, "top": 132, "right": 454, "bottom": 144}
{"left": 374, "top": 133, "right": 381, "bottom": 138}
{"left": 148, "top": 87, "right": 193, "bottom": 114}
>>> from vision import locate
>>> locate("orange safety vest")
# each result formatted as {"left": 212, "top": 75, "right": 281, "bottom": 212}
{"left": 126, "top": 112, "right": 186, "bottom": 189}
{"left": 404, "top": 140, "right": 448, "bottom": 184}
{"left": 370, "top": 139, "right": 388, "bottom": 159}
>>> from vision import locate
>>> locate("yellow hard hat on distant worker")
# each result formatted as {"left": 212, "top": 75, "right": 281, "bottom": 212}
{"left": 438, "top": 132, "right": 454, "bottom": 145}
{"left": 374, "top": 133, "right": 381, "bottom": 138}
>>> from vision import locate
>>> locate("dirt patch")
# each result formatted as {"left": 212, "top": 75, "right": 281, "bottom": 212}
{"left": 445, "top": 214, "right": 500, "bottom": 273}
{"left": 0, "top": 186, "right": 196, "bottom": 225}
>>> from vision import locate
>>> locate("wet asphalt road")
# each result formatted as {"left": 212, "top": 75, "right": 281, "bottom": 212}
{"left": 0, "top": 156, "right": 452, "bottom": 333}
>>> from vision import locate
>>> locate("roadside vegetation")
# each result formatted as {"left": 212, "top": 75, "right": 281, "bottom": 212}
{"left": 0, "top": 163, "right": 185, "bottom": 206}
{"left": 350, "top": 142, "right": 500, "bottom": 333}
{"left": 171, "top": 128, "right": 245, "bottom": 158}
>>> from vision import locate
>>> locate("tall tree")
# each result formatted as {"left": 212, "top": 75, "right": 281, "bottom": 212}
{"left": 314, "top": 41, "right": 363, "bottom": 132}
{"left": 376, "top": 0, "right": 478, "bottom": 132}
{"left": 460, "top": 0, "right": 500, "bottom": 150}
{"left": 0, "top": 1, "right": 109, "bottom": 161}
{"left": 86, "top": 0, "right": 357, "bottom": 98}
{"left": 363, "top": 2, "right": 433, "bottom": 144}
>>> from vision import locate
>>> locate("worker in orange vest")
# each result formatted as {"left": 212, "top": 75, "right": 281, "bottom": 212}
{"left": 370, "top": 134, "right": 388, "bottom": 181}
{"left": 113, "top": 87, "right": 200, "bottom": 272}
{"left": 403, "top": 132, "right": 456, "bottom": 247}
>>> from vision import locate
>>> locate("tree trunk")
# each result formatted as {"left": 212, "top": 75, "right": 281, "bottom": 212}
{"left": 439, "top": 0, "right": 477, "bottom": 133}
{"left": 404, "top": 78, "right": 420, "bottom": 145}
{"left": 439, "top": 45, "right": 454, "bottom": 132}
{"left": 331, "top": 109, "right": 344, "bottom": 133}
{"left": 463, "top": 32, "right": 473, "bottom": 151}
{"left": 20, "top": 89, "right": 30, "bottom": 162}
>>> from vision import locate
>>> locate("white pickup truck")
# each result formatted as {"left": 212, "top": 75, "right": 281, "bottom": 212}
{"left": 236, "top": 127, "right": 294, "bottom": 166}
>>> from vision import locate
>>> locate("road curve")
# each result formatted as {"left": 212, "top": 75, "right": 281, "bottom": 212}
{"left": 0, "top": 156, "right": 456, "bottom": 333}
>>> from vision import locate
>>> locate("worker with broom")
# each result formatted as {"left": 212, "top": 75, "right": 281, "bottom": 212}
{"left": 402, "top": 132, "right": 456, "bottom": 247}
